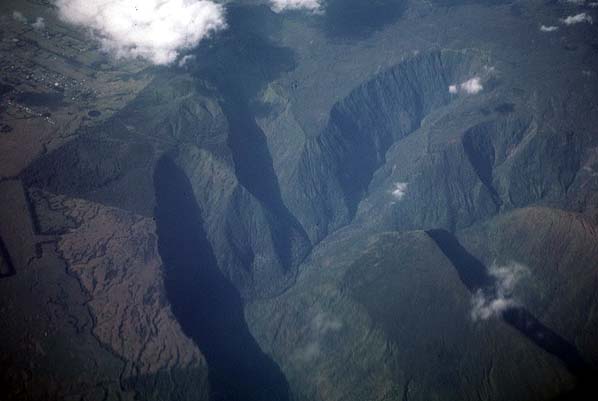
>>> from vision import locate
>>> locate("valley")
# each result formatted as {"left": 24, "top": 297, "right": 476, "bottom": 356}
{"left": 1, "top": 1, "right": 598, "bottom": 400}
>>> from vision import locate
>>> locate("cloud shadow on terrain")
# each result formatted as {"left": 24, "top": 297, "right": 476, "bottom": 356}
{"left": 426, "top": 229, "right": 494, "bottom": 291}
{"left": 0, "top": 237, "right": 16, "bottom": 278}
{"left": 191, "top": 4, "right": 310, "bottom": 270}
{"left": 191, "top": 5, "right": 296, "bottom": 192}
{"left": 153, "top": 156, "right": 290, "bottom": 401}
{"left": 431, "top": 0, "right": 513, "bottom": 6}
{"left": 322, "top": 0, "right": 407, "bottom": 40}
{"left": 426, "top": 228, "right": 595, "bottom": 395}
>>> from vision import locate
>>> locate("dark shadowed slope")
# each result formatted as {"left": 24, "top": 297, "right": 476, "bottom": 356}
{"left": 427, "top": 229, "right": 595, "bottom": 394}
{"left": 154, "top": 156, "right": 290, "bottom": 401}
{"left": 191, "top": 4, "right": 311, "bottom": 279}
{"left": 0, "top": 237, "right": 15, "bottom": 278}
{"left": 323, "top": 0, "right": 407, "bottom": 39}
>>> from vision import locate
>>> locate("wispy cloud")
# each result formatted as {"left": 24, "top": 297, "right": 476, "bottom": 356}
{"left": 471, "top": 262, "right": 528, "bottom": 321}
{"left": 561, "top": 12, "right": 593, "bottom": 25}
{"left": 295, "top": 312, "right": 342, "bottom": 363}
{"left": 32, "top": 17, "right": 45, "bottom": 30}
{"left": 295, "top": 342, "right": 321, "bottom": 362}
{"left": 313, "top": 311, "right": 343, "bottom": 333}
{"left": 270, "top": 0, "right": 323, "bottom": 13}
{"left": 12, "top": 11, "right": 27, "bottom": 23}
{"left": 391, "top": 182, "right": 408, "bottom": 201}
{"left": 53, "top": 0, "right": 226, "bottom": 65}
{"left": 178, "top": 54, "right": 195, "bottom": 67}
{"left": 540, "top": 24, "right": 559, "bottom": 32}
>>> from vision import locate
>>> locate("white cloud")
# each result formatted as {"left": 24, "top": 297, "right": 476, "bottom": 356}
{"left": 270, "top": 0, "right": 322, "bottom": 13}
{"left": 540, "top": 25, "right": 559, "bottom": 32}
{"left": 471, "top": 292, "right": 513, "bottom": 321}
{"left": 32, "top": 17, "right": 45, "bottom": 30}
{"left": 12, "top": 11, "right": 27, "bottom": 23}
{"left": 391, "top": 182, "right": 408, "bottom": 200}
{"left": 448, "top": 77, "right": 484, "bottom": 95}
{"left": 460, "top": 77, "right": 483, "bottom": 94}
{"left": 471, "top": 262, "right": 528, "bottom": 321}
{"left": 561, "top": 12, "right": 593, "bottom": 25}
{"left": 53, "top": 0, "right": 226, "bottom": 65}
